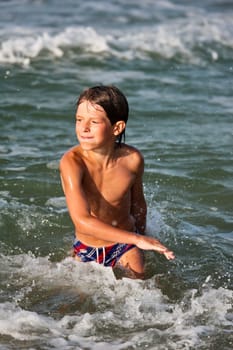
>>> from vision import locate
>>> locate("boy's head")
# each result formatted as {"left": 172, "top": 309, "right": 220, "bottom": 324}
{"left": 77, "top": 85, "right": 129, "bottom": 145}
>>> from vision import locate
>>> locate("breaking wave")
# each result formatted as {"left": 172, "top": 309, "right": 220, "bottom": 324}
{"left": 0, "top": 11, "right": 232, "bottom": 66}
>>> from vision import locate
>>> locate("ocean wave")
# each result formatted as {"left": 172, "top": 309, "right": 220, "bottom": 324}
{"left": 0, "top": 254, "right": 232, "bottom": 349}
{"left": 112, "top": 9, "right": 233, "bottom": 64}
{"left": 0, "top": 11, "right": 232, "bottom": 66}
{"left": 0, "top": 26, "right": 109, "bottom": 66}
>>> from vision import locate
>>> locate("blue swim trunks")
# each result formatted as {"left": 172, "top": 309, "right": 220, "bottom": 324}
{"left": 73, "top": 240, "right": 135, "bottom": 267}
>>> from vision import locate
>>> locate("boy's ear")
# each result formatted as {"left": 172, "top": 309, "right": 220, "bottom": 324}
{"left": 113, "top": 121, "right": 126, "bottom": 136}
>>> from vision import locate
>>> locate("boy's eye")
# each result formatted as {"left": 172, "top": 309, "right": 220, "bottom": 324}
{"left": 75, "top": 118, "right": 102, "bottom": 124}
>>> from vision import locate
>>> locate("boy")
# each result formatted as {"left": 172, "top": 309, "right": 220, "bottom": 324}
{"left": 60, "top": 85, "right": 175, "bottom": 279}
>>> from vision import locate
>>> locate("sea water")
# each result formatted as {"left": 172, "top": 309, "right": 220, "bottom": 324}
{"left": 0, "top": 0, "right": 232, "bottom": 349}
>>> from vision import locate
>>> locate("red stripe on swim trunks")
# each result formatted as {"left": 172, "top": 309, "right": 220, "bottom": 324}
{"left": 73, "top": 241, "right": 87, "bottom": 253}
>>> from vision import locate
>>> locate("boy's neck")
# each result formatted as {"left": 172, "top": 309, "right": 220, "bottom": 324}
{"left": 81, "top": 144, "right": 118, "bottom": 168}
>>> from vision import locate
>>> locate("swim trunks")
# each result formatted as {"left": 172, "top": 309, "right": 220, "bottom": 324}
{"left": 73, "top": 240, "right": 135, "bottom": 267}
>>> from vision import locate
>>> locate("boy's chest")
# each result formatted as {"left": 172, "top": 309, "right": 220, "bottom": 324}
{"left": 82, "top": 166, "right": 135, "bottom": 204}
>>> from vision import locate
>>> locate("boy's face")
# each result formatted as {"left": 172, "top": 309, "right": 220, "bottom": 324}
{"left": 75, "top": 100, "right": 115, "bottom": 151}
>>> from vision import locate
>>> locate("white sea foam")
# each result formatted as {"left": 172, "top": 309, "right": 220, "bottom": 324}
{"left": 0, "top": 302, "right": 55, "bottom": 341}
{"left": 112, "top": 13, "right": 233, "bottom": 64}
{"left": 0, "top": 26, "right": 109, "bottom": 66}
{"left": 46, "top": 159, "right": 59, "bottom": 170}
{"left": 0, "top": 254, "right": 232, "bottom": 349}
{"left": 0, "top": 198, "right": 8, "bottom": 210}
{"left": 45, "top": 196, "right": 67, "bottom": 212}
{"left": 0, "top": 9, "right": 232, "bottom": 66}
{"left": 4, "top": 145, "right": 41, "bottom": 158}
{"left": 5, "top": 167, "right": 26, "bottom": 172}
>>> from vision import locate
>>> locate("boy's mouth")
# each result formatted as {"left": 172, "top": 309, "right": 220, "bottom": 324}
{"left": 79, "top": 136, "right": 93, "bottom": 140}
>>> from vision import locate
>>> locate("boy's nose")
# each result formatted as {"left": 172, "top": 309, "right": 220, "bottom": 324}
{"left": 82, "top": 121, "right": 90, "bottom": 131}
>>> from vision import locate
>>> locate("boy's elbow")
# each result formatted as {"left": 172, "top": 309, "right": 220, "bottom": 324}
{"left": 72, "top": 215, "right": 93, "bottom": 235}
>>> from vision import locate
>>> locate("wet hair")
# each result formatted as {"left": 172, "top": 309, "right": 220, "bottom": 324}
{"left": 77, "top": 85, "right": 129, "bottom": 145}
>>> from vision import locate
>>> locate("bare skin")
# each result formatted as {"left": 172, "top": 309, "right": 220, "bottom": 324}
{"left": 60, "top": 100, "right": 175, "bottom": 278}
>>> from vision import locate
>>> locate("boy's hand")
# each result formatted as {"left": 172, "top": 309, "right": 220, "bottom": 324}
{"left": 163, "top": 249, "right": 175, "bottom": 260}
{"left": 135, "top": 235, "right": 175, "bottom": 260}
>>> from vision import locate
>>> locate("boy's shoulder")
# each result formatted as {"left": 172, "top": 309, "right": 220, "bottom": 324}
{"left": 118, "top": 143, "right": 144, "bottom": 170}
{"left": 119, "top": 143, "right": 143, "bottom": 158}
{"left": 61, "top": 145, "right": 81, "bottom": 158}
{"left": 60, "top": 145, "right": 84, "bottom": 169}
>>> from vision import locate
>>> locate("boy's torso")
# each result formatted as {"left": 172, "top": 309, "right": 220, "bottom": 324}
{"left": 74, "top": 143, "right": 140, "bottom": 246}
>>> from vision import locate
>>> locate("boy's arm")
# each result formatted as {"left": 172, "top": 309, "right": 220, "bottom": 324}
{"left": 130, "top": 154, "right": 147, "bottom": 235}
